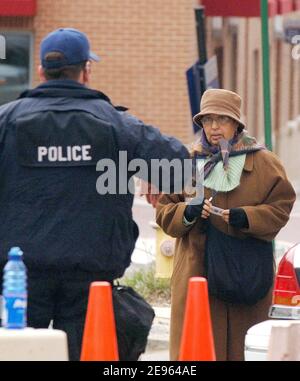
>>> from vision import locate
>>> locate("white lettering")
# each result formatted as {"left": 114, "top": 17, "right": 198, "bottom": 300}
{"left": 72, "top": 146, "right": 82, "bottom": 161}
{"left": 103, "top": 365, "right": 137, "bottom": 378}
{"left": 13, "top": 299, "right": 27, "bottom": 309}
{"left": 67, "top": 146, "right": 72, "bottom": 161}
{"left": 38, "top": 146, "right": 48, "bottom": 162}
{"left": 57, "top": 146, "right": 67, "bottom": 162}
{"left": 48, "top": 147, "right": 58, "bottom": 162}
{"left": 37, "top": 145, "right": 93, "bottom": 162}
{"left": 82, "top": 145, "right": 92, "bottom": 161}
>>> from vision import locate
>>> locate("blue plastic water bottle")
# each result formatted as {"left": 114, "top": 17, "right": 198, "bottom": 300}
{"left": 1, "top": 247, "right": 27, "bottom": 329}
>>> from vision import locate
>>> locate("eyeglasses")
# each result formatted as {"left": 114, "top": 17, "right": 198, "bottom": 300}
{"left": 200, "top": 115, "right": 234, "bottom": 127}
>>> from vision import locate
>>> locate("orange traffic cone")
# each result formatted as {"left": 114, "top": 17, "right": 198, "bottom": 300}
{"left": 80, "top": 281, "right": 119, "bottom": 361}
{"left": 179, "top": 277, "right": 216, "bottom": 361}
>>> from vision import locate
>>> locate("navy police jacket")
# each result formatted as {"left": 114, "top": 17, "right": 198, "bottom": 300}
{"left": 0, "top": 80, "right": 189, "bottom": 278}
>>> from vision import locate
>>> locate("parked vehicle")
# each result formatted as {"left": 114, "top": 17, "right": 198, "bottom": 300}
{"left": 244, "top": 241, "right": 300, "bottom": 361}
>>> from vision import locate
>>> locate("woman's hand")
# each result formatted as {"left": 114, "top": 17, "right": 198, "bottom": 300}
{"left": 201, "top": 199, "right": 212, "bottom": 219}
{"left": 222, "top": 209, "right": 230, "bottom": 224}
{"left": 222, "top": 208, "right": 249, "bottom": 228}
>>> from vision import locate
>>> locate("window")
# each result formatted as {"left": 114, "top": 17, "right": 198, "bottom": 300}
{"left": 0, "top": 32, "right": 32, "bottom": 106}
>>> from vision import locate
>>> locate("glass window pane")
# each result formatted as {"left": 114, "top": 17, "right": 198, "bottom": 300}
{"left": 0, "top": 33, "right": 31, "bottom": 106}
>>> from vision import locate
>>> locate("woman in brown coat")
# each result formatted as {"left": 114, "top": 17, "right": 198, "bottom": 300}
{"left": 156, "top": 89, "right": 296, "bottom": 361}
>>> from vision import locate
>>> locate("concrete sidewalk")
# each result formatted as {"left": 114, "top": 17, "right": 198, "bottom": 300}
{"left": 140, "top": 306, "right": 170, "bottom": 361}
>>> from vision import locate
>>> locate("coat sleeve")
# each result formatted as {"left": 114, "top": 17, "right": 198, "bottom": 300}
{"left": 118, "top": 112, "right": 189, "bottom": 162}
{"left": 241, "top": 151, "right": 296, "bottom": 241}
{"left": 156, "top": 193, "right": 198, "bottom": 238}
{"left": 113, "top": 111, "right": 191, "bottom": 193}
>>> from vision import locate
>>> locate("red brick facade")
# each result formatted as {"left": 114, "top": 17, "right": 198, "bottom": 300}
{"left": 0, "top": 0, "right": 200, "bottom": 144}
{"left": 1, "top": 0, "right": 300, "bottom": 148}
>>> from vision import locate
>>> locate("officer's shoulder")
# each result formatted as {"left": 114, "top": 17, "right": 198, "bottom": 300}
{"left": 99, "top": 100, "right": 141, "bottom": 127}
{"left": 97, "top": 98, "right": 125, "bottom": 118}
{"left": 0, "top": 98, "right": 23, "bottom": 121}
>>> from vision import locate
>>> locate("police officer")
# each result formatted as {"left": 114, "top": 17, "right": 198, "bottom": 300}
{"left": 0, "top": 28, "right": 190, "bottom": 360}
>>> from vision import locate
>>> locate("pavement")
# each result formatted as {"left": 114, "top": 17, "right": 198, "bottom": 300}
{"left": 140, "top": 306, "right": 170, "bottom": 361}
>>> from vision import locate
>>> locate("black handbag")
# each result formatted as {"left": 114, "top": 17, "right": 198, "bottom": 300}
{"left": 204, "top": 222, "right": 274, "bottom": 305}
{"left": 112, "top": 284, "right": 155, "bottom": 361}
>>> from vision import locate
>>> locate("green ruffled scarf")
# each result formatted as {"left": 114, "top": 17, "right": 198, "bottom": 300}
{"left": 192, "top": 130, "right": 265, "bottom": 193}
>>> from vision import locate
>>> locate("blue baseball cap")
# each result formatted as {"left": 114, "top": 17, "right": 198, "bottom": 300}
{"left": 40, "top": 28, "right": 100, "bottom": 69}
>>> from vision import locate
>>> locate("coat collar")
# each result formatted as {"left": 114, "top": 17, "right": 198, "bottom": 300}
{"left": 18, "top": 80, "right": 128, "bottom": 111}
{"left": 19, "top": 80, "right": 111, "bottom": 101}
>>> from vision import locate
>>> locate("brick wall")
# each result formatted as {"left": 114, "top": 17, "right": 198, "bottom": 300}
{"left": 0, "top": 16, "right": 33, "bottom": 28}
{"left": 1, "top": 0, "right": 200, "bottom": 144}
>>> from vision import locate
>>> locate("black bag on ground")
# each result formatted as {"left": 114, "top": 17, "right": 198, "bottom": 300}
{"left": 112, "top": 285, "right": 155, "bottom": 361}
{"left": 204, "top": 222, "right": 274, "bottom": 305}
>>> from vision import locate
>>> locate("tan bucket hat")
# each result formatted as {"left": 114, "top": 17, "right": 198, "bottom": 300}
{"left": 193, "top": 88, "right": 245, "bottom": 132}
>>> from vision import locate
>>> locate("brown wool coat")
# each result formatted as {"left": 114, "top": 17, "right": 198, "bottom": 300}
{"left": 156, "top": 149, "right": 296, "bottom": 361}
